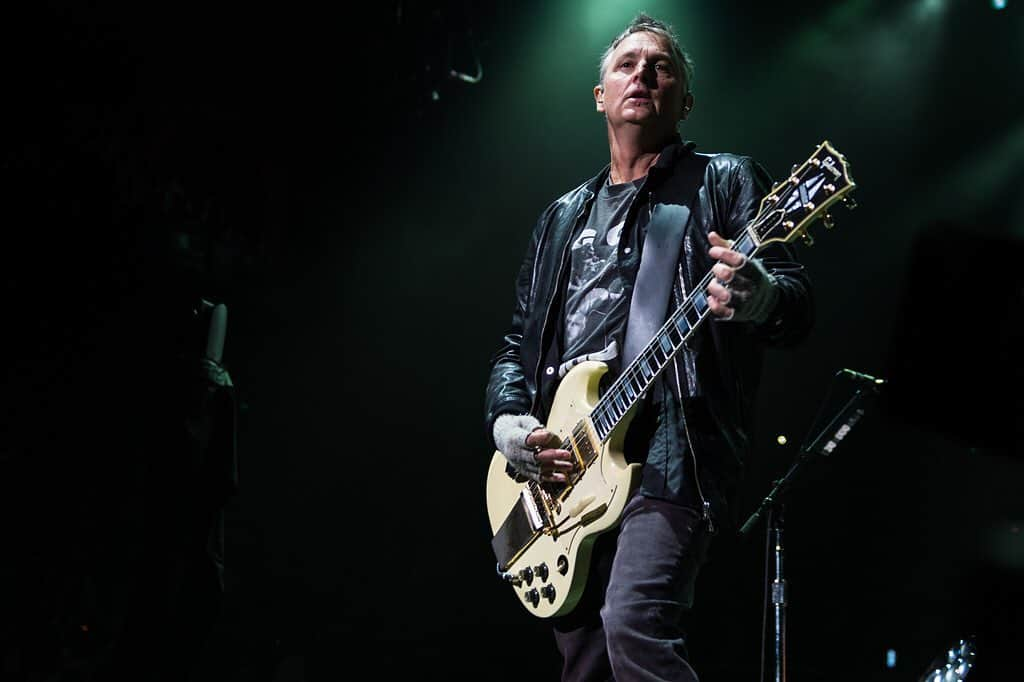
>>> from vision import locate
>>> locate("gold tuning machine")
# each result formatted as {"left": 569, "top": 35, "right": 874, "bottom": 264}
{"left": 823, "top": 213, "right": 835, "bottom": 229}
{"left": 842, "top": 196, "right": 858, "bottom": 210}
{"left": 801, "top": 231, "right": 815, "bottom": 247}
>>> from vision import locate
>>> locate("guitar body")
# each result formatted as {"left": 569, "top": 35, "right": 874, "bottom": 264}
{"left": 485, "top": 361, "right": 642, "bottom": 618}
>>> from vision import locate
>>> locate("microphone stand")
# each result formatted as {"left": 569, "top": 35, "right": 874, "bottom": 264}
{"left": 740, "top": 370, "right": 883, "bottom": 682}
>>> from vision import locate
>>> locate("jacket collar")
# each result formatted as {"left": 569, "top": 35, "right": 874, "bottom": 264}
{"left": 648, "top": 137, "right": 698, "bottom": 179}
{"left": 585, "top": 136, "right": 697, "bottom": 194}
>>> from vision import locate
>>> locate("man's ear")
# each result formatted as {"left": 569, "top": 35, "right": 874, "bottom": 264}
{"left": 681, "top": 92, "right": 695, "bottom": 120}
{"left": 594, "top": 84, "right": 605, "bottom": 112}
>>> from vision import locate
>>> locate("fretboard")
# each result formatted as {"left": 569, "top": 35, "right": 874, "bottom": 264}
{"left": 589, "top": 230, "right": 759, "bottom": 442}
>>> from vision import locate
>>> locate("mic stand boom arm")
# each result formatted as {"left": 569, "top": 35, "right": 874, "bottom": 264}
{"left": 739, "top": 372, "right": 882, "bottom": 682}
{"left": 740, "top": 379, "right": 877, "bottom": 537}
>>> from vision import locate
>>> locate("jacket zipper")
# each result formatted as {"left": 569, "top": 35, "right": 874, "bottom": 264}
{"left": 675, "top": 266, "right": 715, "bottom": 534}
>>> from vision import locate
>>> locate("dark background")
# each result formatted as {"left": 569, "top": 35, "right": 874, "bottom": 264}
{"left": 3, "top": 1, "right": 1022, "bottom": 680}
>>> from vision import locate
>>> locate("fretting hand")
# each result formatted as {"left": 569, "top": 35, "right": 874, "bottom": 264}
{"left": 706, "top": 231, "right": 779, "bottom": 323}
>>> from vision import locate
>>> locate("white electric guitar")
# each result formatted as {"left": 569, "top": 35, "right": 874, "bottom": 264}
{"left": 485, "top": 141, "right": 857, "bottom": 618}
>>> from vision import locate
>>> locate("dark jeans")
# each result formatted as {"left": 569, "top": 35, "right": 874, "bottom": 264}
{"left": 553, "top": 490, "right": 712, "bottom": 681}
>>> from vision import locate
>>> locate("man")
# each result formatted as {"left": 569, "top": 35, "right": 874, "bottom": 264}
{"left": 484, "top": 13, "right": 813, "bottom": 680}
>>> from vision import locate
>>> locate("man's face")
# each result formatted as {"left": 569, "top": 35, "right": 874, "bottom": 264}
{"left": 595, "top": 31, "right": 689, "bottom": 136}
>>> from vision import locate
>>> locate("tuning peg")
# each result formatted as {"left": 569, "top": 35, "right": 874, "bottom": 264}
{"left": 842, "top": 196, "right": 857, "bottom": 210}
{"left": 823, "top": 213, "right": 835, "bottom": 229}
{"left": 791, "top": 164, "right": 800, "bottom": 174}
{"left": 801, "top": 231, "right": 815, "bottom": 246}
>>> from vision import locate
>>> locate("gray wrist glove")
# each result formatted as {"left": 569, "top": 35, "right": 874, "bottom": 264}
{"left": 728, "top": 257, "right": 780, "bottom": 324}
{"left": 493, "top": 413, "right": 542, "bottom": 481}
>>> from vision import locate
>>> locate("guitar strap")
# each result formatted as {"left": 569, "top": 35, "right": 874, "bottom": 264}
{"left": 622, "top": 150, "right": 711, "bottom": 368}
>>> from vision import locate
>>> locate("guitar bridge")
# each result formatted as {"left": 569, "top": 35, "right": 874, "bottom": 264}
{"left": 520, "top": 487, "right": 545, "bottom": 532}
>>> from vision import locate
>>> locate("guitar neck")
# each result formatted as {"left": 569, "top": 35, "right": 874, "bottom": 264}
{"left": 585, "top": 139, "right": 855, "bottom": 445}
{"left": 590, "top": 229, "right": 759, "bottom": 443}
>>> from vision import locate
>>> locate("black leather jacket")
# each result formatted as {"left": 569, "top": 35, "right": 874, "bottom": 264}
{"left": 484, "top": 140, "right": 814, "bottom": 527}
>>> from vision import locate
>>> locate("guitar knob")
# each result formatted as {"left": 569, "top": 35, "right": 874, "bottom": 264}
{"left": 557, "top": 555, "right": 569, "bottom": 575}
{"left": 541, "top": 584, "right": 556, "bottom": 603}
{"left": 525, "top": 588, "right": 540, "bottom": 607}
{"left": 519, "top": 566, "right": 534, "bottom": 585}
{"left": 534, "top": 563, "right": 549, "bottom": 582}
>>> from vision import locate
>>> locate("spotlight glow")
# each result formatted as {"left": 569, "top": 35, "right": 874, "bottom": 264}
{"left": 993, "top": 0, "right": 1006, "bottom": 9}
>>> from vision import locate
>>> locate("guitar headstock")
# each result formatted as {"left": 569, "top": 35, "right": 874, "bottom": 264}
{"left": 748, "top": 140, "right": 856, "bottom": 247}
